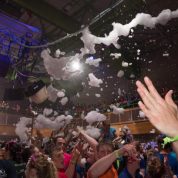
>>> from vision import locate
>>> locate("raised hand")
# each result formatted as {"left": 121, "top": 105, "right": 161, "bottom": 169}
{"left": 165, "top": 90, "right": 178, "bottom": 117}
{"left": 71, "top": 148, "right": 80, "bottom": 163}
{"left": 117, "top": 144, "right": 136, "bottom": 157}
{"left": 136, "top": 76, "right": 178, "bottom": 137}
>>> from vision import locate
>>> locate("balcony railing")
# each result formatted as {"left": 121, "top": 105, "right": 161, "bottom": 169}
{"left": 0, "top": 106, "right": 148, "bottom": 126}
{"left": 109, "top": 107, "right": 148, "bottom": 123}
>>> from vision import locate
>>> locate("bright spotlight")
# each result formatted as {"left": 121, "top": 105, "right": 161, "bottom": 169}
{"left": 71, "top": 61, "right": 81, "bottom": 71}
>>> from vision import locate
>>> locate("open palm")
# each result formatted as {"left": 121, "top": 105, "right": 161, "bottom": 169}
{"left": 136, "top": 77, "right": 178, "bottom": 137}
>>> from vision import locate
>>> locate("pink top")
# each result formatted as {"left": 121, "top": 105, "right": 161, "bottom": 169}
{"left": 58, "top": 170, "right": 68, "bottom": 178}
{"left": 64, "top": 152, "right": 72, "bottom": 169}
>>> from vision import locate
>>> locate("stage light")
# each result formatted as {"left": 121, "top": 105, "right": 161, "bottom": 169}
{"left": 71, "top": 61, "right": 81, "bottom": 71}
{"left": 89, "top": 56, "right": 94, "bottom": 60}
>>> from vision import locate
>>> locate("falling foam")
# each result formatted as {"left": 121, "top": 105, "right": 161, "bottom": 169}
{"left": 139, "top": 111, "right": 145, "bottom": 118}
{"left": 85, "top": 57, "right": 102, "bottom": 67}
{"left": 41, "top": 50, "right": 82, "bottom": 80}
{"left": 117, "top": 70, "right": 124, "bottom": 78}
{"left": 110, "top": 53, "right": 122, "bottom": 59}
{"left": 122, "top": 61, "right": 129, "bottom": 67}
{"left": 80, "top": 9, "right": 178, "bottom": 55}
{"left": 43, "top": 108, "right": 53, "bottom": 116}
{"left": 88, "top": 73, "right": 103, "bottom": 87}
{"left": 85, "top": 126, "right": 101, "bottom": 139}
{"left": 110, "top": 104, "right": 125, "bottom": 114}
{"left": 95, "top": 93, "right": 101, "bottom": 97}
{"left": 84, "top": 110, "right": 106, "bottom": 124}
{"left": 15, "top": 117, "right": 32, "bottom": 141}
{"left": 60, "top": 97, "right": 68, "bottom": 105}
{"left": 57, "top": 90, "right": 65, "bottom": 98}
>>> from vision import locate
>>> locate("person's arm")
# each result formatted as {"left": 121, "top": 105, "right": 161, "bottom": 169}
{"left": 87, "top": 151, "right": 117, "bottom": 178}
{"left": 65, "top": 148, "right": 80, "bottom": 178}
{"left": 112, "top": 135, "right": 122, "bottom": 143}
{"left": 87, "top": 144, "right": 135, "bottom": 178}
{"left": 79, "top": 131, "right": 98, "bottom": 150}
{"left": 136, "top": 76, "right": 178, "bottom": 138}
{"left": 65, "top": 161, "right": 77, "bottom": 178}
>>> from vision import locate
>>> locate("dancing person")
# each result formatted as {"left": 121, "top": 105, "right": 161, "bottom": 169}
{"left": 51, "top": 146, "right": 80, "bottom": 178}
{"left": 87, "top": 143, "right": 137, "bottom": 178}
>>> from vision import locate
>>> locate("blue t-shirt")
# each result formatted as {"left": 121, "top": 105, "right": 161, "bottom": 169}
{"left": 0, "top": 160, "right": 17, "bottom": 178}
{"left": 76, "top": 165, "right": 85, "bottom": 178}
{"left": 158, "top": 152, "right": 178, "bottom": 176}
{"left": 119, "top": 168, "right": 143, "bottom": 178}
{"left": 101, "top": 127, "right": 116, "bottom": 141}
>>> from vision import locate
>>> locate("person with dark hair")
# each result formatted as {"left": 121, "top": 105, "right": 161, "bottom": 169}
{"left": 0, "top": 148, "right": 17, "bottom": 178}
{"left": 5, "top": 141, "right": 26, "bottom": 178}
{"left": 21, "top": 146, "right": 31, "bottom": 164}
{"left": 54, "top": 137, "right": 72, "bottom": 171}
{"left": 156, "top": 135, "right": 178, "bottom": 177}
{"left": 51, "top": 146, "right": 80, "bottom": 178}
{"left": 88, "top": 141, "right": 117, "bottom": 178}
{"left": 87, "top": 143, "right": 136, "bottom": 178}
{"left": 119, "top": 145, "right": 143, "bottom": 178}
{"left": 100, "top": 120, "right": 117, "bottom": 142}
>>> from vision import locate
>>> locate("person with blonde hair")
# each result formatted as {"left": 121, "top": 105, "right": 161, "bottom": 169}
{"left": 25, "top": 153, "right": 57, "bottom": 178}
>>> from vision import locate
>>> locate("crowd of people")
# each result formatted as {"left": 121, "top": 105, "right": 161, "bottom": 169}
{"left": 0, "top": 77, "right": 178, "bottom": 178}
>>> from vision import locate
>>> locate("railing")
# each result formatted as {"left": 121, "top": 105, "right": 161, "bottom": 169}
{"left": 0, "top": 111, "right": 20, "bottom": 125}
{"left": 0, "top": 107, "right": 152, "bottom": 137}
{"left": 109, "top": 107, "right": 147, "bottom": 123}
{"left": 0, "top": 107, "right": 147, "bottom": 126}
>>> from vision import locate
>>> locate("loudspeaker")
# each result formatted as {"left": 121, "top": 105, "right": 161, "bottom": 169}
{"left": 25, "top": 80, "right": 48, "bottom": 104}
{"left": 0, "top": 54, "right": 11, "bottom": 77}
{"left": 3, "top": 88, "right": 25, "bottom": 101}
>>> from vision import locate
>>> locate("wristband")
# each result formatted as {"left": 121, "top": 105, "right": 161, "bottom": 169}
{"left": 114, "top": 150, "right": 121, "bottom": 158}
{"left": 162, "top": 136, "right": 178, "bottom": 148}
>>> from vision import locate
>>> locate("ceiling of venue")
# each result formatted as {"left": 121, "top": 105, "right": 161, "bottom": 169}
{"left": 0, "top": 0, "right": 178, "bottom": 106}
